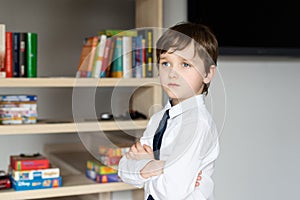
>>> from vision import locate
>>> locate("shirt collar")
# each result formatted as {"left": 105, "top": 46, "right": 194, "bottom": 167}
{"left": 163, "top": 94, "right": 206, "bottom": 119}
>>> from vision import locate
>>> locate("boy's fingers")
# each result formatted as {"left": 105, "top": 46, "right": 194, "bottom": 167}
{"left": 130, "top": 144, "right": 137, "bottom": 153}
{"left": 135, "top": 142, "right": 144, "bottom": 152}
{"left": 143, "top": 144, "right": 153, "bottom": 153}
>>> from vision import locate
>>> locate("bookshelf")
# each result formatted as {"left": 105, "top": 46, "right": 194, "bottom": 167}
{"left": 0, "top": 0, "right": 163, "bottom": 199}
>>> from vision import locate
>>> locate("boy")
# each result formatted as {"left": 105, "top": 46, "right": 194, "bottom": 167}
{"left": 118, "top": 22, "right": 220, "bottom": 200}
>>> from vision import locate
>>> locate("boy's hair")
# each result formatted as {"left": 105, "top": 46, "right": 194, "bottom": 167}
{"left": 156, "top": 22, "right": 219, "bottom": 95}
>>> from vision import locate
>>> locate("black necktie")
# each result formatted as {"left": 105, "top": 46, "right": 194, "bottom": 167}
{"left": 147, "top": 109, "right": 170, "bottom": 200}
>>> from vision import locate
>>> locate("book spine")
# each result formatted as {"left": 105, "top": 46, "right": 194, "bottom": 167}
{"left": 92, "top": 34, "right": 106, "bottom": 78}
{"left": 4, "top": 32, "right": 13, "bottom": 78}
{"left": 11, "top": 167, "right": 60, "bottom": 181}
{"left": 142, "top": 38, "right": 146, "bottom": 78}
{"left": 0, "top": 94, "right": 37, "bottom": 102}
{"left": 19, "top": 32, "right": 27, "bottom": 77}
{"left": 100, "top": 37, "right": 112, "bottom": 78}
{"left": 12, "top": 32, "right": 20, "bottom": 77}
{"left": 131, "top": 36, "right": 137, "bottom": 78}
{"left": 138, "top": 29, "right": 154, "bottom": 77}
{"left": 135, "top": 35, "right": 143, "bottom": 78}
{"left": 110, "top": 37, "right": 123, "bottom": 78}
{"left": 105, "top": 37, "right": 115, "bottom": 77}
{"left": 146, "top": 29, "right": 154, "bottom": 77}
{"left": 26, "top": 32, "right": 37, "bottom": 78}
{"left": 86, "top": 36, "right": 98, "bottom": 77}
{"left": 0, "top": 24, "right": 5, "bottom": 78}
{"left": 122, "top": 36, "right": 132, "bottom": 78}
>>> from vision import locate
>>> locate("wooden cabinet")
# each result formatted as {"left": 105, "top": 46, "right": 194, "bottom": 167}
{"left": 0, "top": 0, "right": 163, "bottom": 199}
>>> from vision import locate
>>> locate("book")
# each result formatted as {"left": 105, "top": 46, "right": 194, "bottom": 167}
{"left": 0, "top": 94, "right": 37, "bottom": 102}
{"left": 86, "top": 169, "right": 120, "bottom": 183}
{"left": 138, "top": 29, "right": 154, "bottom": 77}
{"left": 76, "top": 36, "right": 97, "bottom": 77}
{"left": 12, "top": 32, "right": 20, "bottom": 77}
{"left": 92, "top": 34, "right": 107, "bottom": 78}
{"left": 110, "top": 36, "right": 123, "bottom": 78}
{"left": 100, "top": 37, "right": 112, "bottom": 78}
{"left": 122, "top": 36, "right": 132, "bottom": 78}
{"left": 26, "top": 32, "right": 37, "bottom": 78}
{"left": 4, "top": 32, "right": 13, "bottom": 78}
{"left": 11, "top": 176, "right": 62, "bottom": 191}
{"left": 10, "top": 153, "right": 49, "bottom": 171}
{"left": 19, "top": 32, "right": 27, "bottom": 77}
{"left": 105, "top": 37, "right": 116, "bottom": 77}
{"left": 0, "top": 24, "right": 5, "bottom": 78}
{"left": 98, "top": 29, "right": 137, "bottom": 37}
{"left": 11, "top": 167, "right": 60, "bottom": 181}
{"left": 135, "top": 35, "right": 143, "bottom": 78}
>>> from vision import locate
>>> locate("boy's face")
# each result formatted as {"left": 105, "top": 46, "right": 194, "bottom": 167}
{"left": 159, "top": 44, "right": 214, "bottom": 104}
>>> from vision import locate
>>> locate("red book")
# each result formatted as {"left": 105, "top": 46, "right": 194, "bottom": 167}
{"left": 4, "top": 32, "right": 13, "bottom": 78}
{"left": 10, "top": 153, "right": 50, "bottom": 171}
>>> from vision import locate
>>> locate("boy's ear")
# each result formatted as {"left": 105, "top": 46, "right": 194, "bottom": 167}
{"left": 203, "top": 65, "right": 216, "bottom": 84}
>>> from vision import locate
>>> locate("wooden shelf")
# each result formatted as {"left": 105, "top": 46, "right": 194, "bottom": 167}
{"left": 0, "top": 174, "right": 140, "bottom": 200}
{"left": 0, "top": 77, "right": 160, "bottom": 87}
{"left": 0, "top": 120, "right": 148, "bottom": 135}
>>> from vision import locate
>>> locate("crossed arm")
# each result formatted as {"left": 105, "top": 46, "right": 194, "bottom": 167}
{"left": 125, "top": 141, "right": 202, "bottom": 187}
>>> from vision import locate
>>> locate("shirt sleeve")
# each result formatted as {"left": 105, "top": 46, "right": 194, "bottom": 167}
{"left": 118, "top": 116, "right": 156, "bottom": 188}
{"left": 145, "top": 120, "right": 220, "bottom": 200}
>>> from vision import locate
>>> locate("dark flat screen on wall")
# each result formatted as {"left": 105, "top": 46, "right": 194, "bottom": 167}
{"left": 187, "top": 0, "right": 300, "bottom": 56}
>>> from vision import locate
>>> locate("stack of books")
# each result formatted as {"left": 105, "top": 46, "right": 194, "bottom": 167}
{"left": 0, "top": 24, "right": 37, "bottom": 78}
{"left": 0, "top": 95, "right": 38, "bottom": 125}
{"left": 85, "top": 159, "right": 120, "bottom": 183}
{"left": 76, "top": 29, "right": 154, "bottom": 79}
{"left": 85, "top": 146, "right": 129, "bottom": 183}
{"left": 9, "top": 153, "right": 62, "bottom": 191}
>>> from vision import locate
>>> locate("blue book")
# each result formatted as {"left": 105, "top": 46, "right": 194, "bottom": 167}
{"left": 12, "top": 32, "right": 20, "bottom": 77}
{"left": 0, "top": 95, "right": 37, "bottom": 102}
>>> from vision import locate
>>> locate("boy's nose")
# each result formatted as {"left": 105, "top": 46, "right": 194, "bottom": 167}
{"left": 168, "top": 67, "right": 178, "bottom": 78}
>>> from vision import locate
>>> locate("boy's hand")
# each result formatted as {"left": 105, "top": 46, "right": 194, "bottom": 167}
{"left": 140, "top": 160, "right": 165, "bottom": 179}
{"left": 125, "top": 142, "right": 154, "bottom": 160}
{"left": 195, "top": 171, "right": 202, "bottom": 187}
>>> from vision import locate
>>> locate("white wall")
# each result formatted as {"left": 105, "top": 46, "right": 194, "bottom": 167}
{"left": 164, "top": 1, "right": 300, "bottom": 199}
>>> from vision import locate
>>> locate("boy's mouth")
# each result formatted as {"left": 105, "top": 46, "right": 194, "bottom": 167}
{"left": 167, "top": 83, "right": 180, "bottom": 87}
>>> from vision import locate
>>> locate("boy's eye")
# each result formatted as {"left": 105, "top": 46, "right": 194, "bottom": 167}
{"left": 182, "top": 63, "right": 191, "bottom": 68}
{"left": 161, "top": 62, "right": 171, "bottom": 67}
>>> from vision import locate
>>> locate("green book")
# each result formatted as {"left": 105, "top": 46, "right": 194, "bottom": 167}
{"left": 98, "top": 29, "right": 137, "bottom": 37}
{"left": 110, "top": 37, "right": 123, "bottom": 78}
{"left": 26, "top": 32, "right": 37, "bottom": 78}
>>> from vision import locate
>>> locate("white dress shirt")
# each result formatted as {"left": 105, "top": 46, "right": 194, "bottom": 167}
{"left": 118, "top": 94, "right": 220, "bottom": 200}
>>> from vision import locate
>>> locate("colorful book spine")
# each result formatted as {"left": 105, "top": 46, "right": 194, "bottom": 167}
{"left": 10, "top": 154, "right": 49, "bottom": 171}
{"left": 86, "top": 160, "right": 117, "bottom": 174}
{"left": 138, "top": 29, "right": 154, "bottom": 77}
{"left": 110, "top": 37, "right": 123, "bottom": 78}
{"left": 92, "top": 34, "right": 107, "bottom": 78}
{"left": 11, "top": 167, "right": 60, "bottom": 181}
{"left": 98, "top": 29, "right": 137, "bottom": 37}
{"left": 100, "top": 37, "right": 112, "bottom": 78}
{"left": 0, "top": 94, "right": 37, "bottom": 102}
{"left": 105, "top": 37, "right": 115, "bottom": 77}
{"left": 131, "top": 36, "right": 137, "bottom": 77}
{"left": 4, "top": 32, "right": 13, "bottom": 78}
{"left": 86, "top": 36, "right": 99, "bottom": 77}
{"left": 19, "top": 32, "right": 27, "bottom": 77}
{"left": 135, "top": 35, "right": 143, "bottom": 78}
{"left": 76, "top": 36, "right": 96, "bottom": 77}
{"left": 122, "top": 36, "right": 132, "bottom": 78}
{"left": 86, "top": 169, "right": 120, "bottom": 183}
{"left": 26, "top": 32, "right": 37, "bottom": 78}
{"left": 0, "top": 24, "right": 6, "bottom": 78}
{"left": 11, "top": 176, "right": 62, "bottom": 191}
{"left": 12, "top": 32, "right": 20, "bottom": 77}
